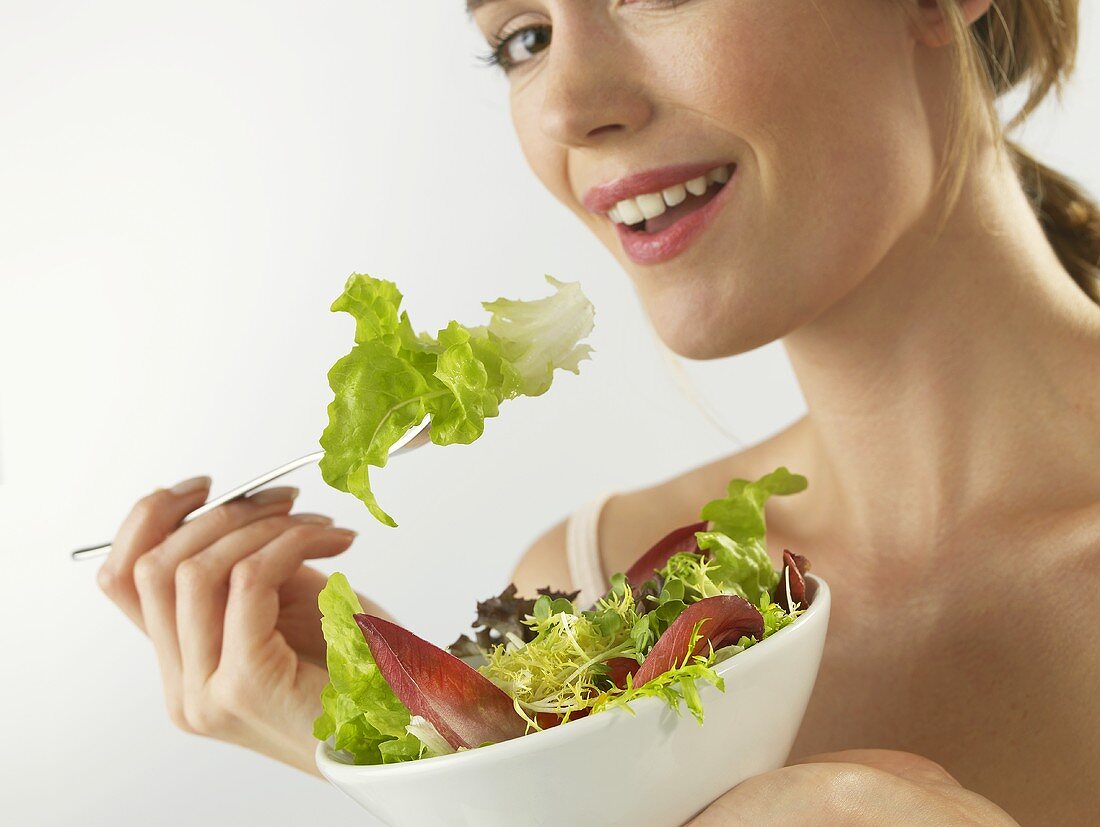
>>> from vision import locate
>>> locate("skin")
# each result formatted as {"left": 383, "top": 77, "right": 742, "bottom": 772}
{"left": 100, "top": 0, "right": 1099, "bottom": 823}
{"left": 96, "top": 482, "right": 373, "bottom": 775}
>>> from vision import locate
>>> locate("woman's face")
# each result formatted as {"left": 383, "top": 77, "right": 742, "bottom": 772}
{"left": 470, "top": 0, "right": 952, "bottom": 358}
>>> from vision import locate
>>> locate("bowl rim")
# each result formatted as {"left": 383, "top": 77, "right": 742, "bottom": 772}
{"left": 317, "top": 574, "right": 829, "bottom": 780}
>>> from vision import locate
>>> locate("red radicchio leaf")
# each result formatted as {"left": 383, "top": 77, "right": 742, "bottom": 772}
{"left": 605, "top": 656, "right": 641, "bottom": 689}
{"left": 624, "top": 521, "right": 709, "bottom": 588}
{"left": 633, "top": 595, "right": 765, "bottom": 687}
{"left": 772, "top": 549, "right": 809, "bottom": 612}
{"left": 354, "top": 614, "right": 527, "bottom": 751}
{"left": 535, "top": 707, "right": 591, "bottom": 730}
{"left": 535, "top": 712, "right": 563, "bottom": 730}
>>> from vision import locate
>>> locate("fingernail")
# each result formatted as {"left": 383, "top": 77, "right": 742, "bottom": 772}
{"left": 330, "top": 528, "right": 358, "bottom": 540}
{"left": 170, "top": 475, "right": 212, "bottom": 496}
{"left": 294, "top": 513, "right": 333, "bottom": 525}
{"left": 250, "top": 486, "right": 299, "bottom": 505}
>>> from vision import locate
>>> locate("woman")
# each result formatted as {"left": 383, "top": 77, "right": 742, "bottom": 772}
{"left": 96, "top": 0, "right": 1099, "bottom": 823}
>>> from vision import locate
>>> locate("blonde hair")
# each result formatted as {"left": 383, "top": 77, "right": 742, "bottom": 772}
{"left": 929, "top": 0, "right": 1100, "bottom": 302}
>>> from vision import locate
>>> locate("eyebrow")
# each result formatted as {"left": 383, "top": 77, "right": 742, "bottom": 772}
{"left": 466, "top": 0, "right": 499, "bottom": 12}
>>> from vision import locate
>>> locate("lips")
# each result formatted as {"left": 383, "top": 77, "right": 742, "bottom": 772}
{"left": 583, "top": 161, "right": 738, "bottom": 265}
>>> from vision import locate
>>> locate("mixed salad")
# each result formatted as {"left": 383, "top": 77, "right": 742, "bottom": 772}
{"left": 318, "top": 273, "right": 595, "bottom": 526}
{"left": 314, "top": 467, "right": 814, "bottom": 764}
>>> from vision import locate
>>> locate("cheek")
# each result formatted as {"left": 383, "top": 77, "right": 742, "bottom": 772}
{"left": 639, "top": 1, "right": 937, "bottom": 356}
{"left": 511, "top": 88, "right": 613, "bottom": 251}
{"left": 510, "top": 88, "right": 571, "bottom": 207}
{"left": 723, "top": 3, "right": 932, "bottom": 239}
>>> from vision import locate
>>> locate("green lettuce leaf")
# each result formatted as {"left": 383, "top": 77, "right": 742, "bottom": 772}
{"left": 319, "top": 274, "right": 594, "bottom": 525}
{"left": 320, "top": 342, "right": 433, "bottom": 526}
{"left": 377, "top": 733, "right": 426, "bottom": 764}
{"left": 429, "top": 322, "right": 500, "bottom": 444}
{"left": 313, "top": 573, "right": 415, "bottom": 765}
{"left": 699, "top": 466, "right": 807, "bottom": 545}
{"left": 331, "top": 276, "right": 404, "bottom": 349}
{"left": 694, "top": 532, "right": 778, "bottom": 606}
{"left": 481, "top": 276, "right": 595, "bottom": 397}
{"left": 688, "top": 468, "right": 808, "bottom": 603}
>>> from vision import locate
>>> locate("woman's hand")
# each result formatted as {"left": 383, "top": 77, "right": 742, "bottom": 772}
{"left": 688, "top": 749, "right": 1018, "bottom": 826}
{"left": 97, "top": 476, "right": 359, "bottom": 776}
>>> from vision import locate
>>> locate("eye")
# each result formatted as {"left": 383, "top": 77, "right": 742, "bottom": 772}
{"left": 486, "top": 24, "right": 551, "bottom": 73}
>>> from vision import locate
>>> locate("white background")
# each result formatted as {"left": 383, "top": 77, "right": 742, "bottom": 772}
{"left": 1, "top": 2, "right": 1096, "bottom": 825}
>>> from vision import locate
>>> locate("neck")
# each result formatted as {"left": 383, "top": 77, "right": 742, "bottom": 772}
{"left": 782, "top": 145, "right": 1100, "bottom": 549}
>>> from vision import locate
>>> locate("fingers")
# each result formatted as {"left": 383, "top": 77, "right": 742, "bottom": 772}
{"left": 133, "top": 484, "right": 300, "bottom": 642}
{"left": 135, "top": 487, "right": 301, "bottom": 728}
{"left": 175, "top": 513, "right": 335, "bottom": 689}
{"left": 221, "top": 525, "right": 358, "bottom": 666}
{"left": 176, "top": 519, "right": 354, "bottom": 748}
{"left": 145, "top": 486, "right": 302, "bottom": 575}
{"left": 96, "top": 474, "right": 354, "bottom": 758}
{"left": 98, "top": 475, "right": 212, "bottom": 628}
{"left": 794, "top": 749, "right": 961, "bottom": 788}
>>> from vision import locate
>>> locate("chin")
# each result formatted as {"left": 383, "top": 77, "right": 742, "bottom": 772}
{"left": 655, "top": 319, "right": 779, "bottom": 361}
{"left": 635, "top": 268, "right": 796, "bottom": 360}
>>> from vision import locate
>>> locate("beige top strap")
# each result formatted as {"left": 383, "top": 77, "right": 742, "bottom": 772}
{"left": 565, "top": 490, "right": 616, "bottom": 607}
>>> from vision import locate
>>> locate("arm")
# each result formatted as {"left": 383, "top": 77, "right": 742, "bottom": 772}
{"left": 687, "top": 750, "right": 1018, "bottom": 826}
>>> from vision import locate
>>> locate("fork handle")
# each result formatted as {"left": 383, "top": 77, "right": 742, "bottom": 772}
{"left": 70, "top": 450, "right": 326, "bottom": 561}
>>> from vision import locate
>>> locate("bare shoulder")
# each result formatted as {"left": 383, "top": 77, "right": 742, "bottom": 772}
{"left": 512, "top": 519, "right": 572, "bottom": 598}
{"left": 511, "top": 417, "right": 811, "bottom": 597}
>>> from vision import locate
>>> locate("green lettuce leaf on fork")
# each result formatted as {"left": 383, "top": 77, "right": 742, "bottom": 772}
{"left": 319, "top": 274, "right": 595, "bottom": 526}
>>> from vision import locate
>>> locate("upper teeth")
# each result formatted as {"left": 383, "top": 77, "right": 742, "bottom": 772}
{"left": 608, "top": 164, "right": 732, "bottom": 225}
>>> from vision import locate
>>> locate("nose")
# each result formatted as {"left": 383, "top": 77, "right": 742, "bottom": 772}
{"left": 538, "top": 19, "right": 654, "bottom": 148}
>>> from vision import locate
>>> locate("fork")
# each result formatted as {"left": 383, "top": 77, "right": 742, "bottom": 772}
{"left": 70, "top": 422, "right": 433, "bottom": 561}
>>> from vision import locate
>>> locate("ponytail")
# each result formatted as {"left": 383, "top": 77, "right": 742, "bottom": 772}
{"left": 932, "top": 0, "right": 1099, "bottom": 304}
{"left": 1005, "top": 140, "right": 1100, "bottom": 302}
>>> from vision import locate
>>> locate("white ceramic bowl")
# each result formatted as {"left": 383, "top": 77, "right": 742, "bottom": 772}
{"left": 318, "top": 576, "right": 830, "bottom": 827}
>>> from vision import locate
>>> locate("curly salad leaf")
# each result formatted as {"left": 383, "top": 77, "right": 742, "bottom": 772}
{"left": 477, "top": 578, "right": 645, "bottom": 727}
{"left": 320, "top": 274, "right": 594, "bottom": 526}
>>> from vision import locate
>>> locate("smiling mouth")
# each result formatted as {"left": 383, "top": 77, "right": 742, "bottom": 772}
{"left": 607, "top": 164, "right": 733, "bottom": 234}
